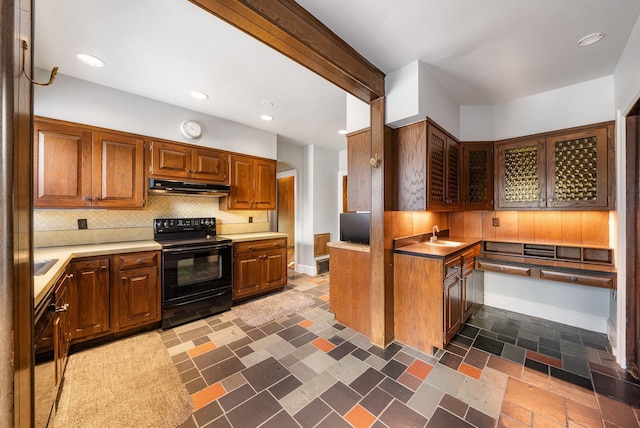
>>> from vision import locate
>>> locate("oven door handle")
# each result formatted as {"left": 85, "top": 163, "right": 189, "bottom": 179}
{"left": 163, "top": 244, "right": 231, "bottom": 253}
{"left": 166, "top": 289, "right": 231, "bottom": 307}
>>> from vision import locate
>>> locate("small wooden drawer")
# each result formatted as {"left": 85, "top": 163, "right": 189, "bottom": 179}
{"left": 444, "top": 256, "right": 461, "bottom": 278}
{"left": 475, "top": 260, "right": 531, "bottom": 277}
{"left": 234, "top": 238, "right": 287, "bottom": 254}
{"left": 116, "top": 251, "right": 159, "bottom": 271}
{"left": 539, "top": 269, "right": 615, "bottom": 289}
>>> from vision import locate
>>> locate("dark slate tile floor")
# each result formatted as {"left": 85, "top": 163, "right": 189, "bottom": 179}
{"left": 161, "top": 272, "right": 640, "bottom": 427}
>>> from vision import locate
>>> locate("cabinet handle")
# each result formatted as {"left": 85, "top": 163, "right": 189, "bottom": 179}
{"left": 571, "top": 276, "right": 578, "bottom": 282}
{"left": 55, "top": 303, "right": 69, "bottom": 313}
{"left": 100, "top": 265, "right": 107, "bottom": 271}
{"left": 539, "top": 198, "right": 545, "bottom": 202}
{"left": 94, "top": 195, "right": 101, "bottom": 201}
{"left": 499, "top": 267, "right": 505, "bottom": 272}
{"left": 66, "top": 273, "right": 74, "bottom": 279}
{"left": 83, "top": 196, "right": 90, "bottom": 201}
{"left": 136, "top": 258, "right": 142, "bottom": 264}
{"left": 548, "top": 198, "right": 554, "bottom": 202}
{"left": 248, "top": 246, "right": 253, "bottom": 250}
{"left": 121, "top": 277, "right": 126, "bottom": 282}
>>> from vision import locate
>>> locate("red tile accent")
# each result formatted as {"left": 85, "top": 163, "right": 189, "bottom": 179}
{"left": 188, "top": 341, "right": 216, "bottom": 358}
{"left": 299, "top": 319, "right": 314, "bottom": 328}
{"left": 459, "top": 362, "right": 483, "bottom": 380}
{"left": 526, "top": 350, "right": 562, "bottom": 368}
{"left": 406, "top": 359, "right": 433, "bottom": 380}
{"left": 191, "top": 382, "right": 225, "bottom": 411}
{"left": 311, "top": 337, "right": 336, "bottom": 353}
{"left": 345, "top": 404, "right": 376, "bottom": 428}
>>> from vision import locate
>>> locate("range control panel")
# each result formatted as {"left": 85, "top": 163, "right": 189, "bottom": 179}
{"left": 153, "top": 217, "right": 216, "bottom": 235}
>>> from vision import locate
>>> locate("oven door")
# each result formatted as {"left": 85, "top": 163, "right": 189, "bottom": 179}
{"left": 161, "top": 243, "right": 232, "bottom": 304}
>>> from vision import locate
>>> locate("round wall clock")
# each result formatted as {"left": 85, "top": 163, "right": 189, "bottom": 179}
{"left": 180, "top": 120, "right": 202, "bottom": 139}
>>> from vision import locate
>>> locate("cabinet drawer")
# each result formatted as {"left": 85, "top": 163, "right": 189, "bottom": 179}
{"left": 235, "top": 238, "right": 287, "bottom": 254}
{"left": 116, "top": 251, "right": 159, "bottom": 270}
{"left": 475, "top": 260, "right": 531, "bottom": 277}
{"left": 444, "top": 256, "right": 461, "bottom": 278}
{"left": 539, "top": 269, "right": 615, "bottom": 289}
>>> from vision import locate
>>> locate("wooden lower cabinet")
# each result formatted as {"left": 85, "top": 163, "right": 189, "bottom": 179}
{"left": 328, "top": 244, "right": 371, "bottom": 336}
{"left": 233, "top": 238, "right": 287, "bottom": 301}
{"left": 115, "top": 252, "right": 161, "bottom": 330}
{"left": 67, "top": 251, "right": 161, "bottom": 344}
{"left": 394, "top": 243, "right": 481, "bottom": 354}
{"left": 68, "top": 258, "right": 111, "bottom": 340}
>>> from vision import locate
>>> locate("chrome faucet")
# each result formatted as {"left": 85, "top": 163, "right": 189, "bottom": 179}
{"left": 430, "top": 225, "right": 439, "bottom": 242}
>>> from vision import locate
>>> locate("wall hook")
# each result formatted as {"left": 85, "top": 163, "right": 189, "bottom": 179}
{"left": 369, "top": 153, "right": 381, "bottom": 168}
{"left": 21, "top": 40, "right": 58, "bottom": 86}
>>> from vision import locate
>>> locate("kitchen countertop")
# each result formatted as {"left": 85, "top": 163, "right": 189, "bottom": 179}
{"left": 393, "top": 234, "right": 482, "bottom": 259}
{"left": 218, "top": 232, "right": 288, "bottom": 242}
{"left": 33, "top": 240, "right": 161, "bottom": 308}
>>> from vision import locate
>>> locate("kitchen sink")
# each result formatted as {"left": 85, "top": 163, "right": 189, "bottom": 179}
{"left": 34, "top": 259, "right": 58, "bottom": 276}
{"left": 423, "top": 240, "right": 463, "bottom": 247}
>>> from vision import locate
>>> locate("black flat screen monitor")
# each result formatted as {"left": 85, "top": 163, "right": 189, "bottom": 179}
{"left": 340, "top": 213, "right": 370, "bottom": 245}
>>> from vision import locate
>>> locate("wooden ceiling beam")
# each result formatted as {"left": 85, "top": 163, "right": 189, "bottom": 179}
{"left": 189, "top": 0, "right": 385, "bottom": 103}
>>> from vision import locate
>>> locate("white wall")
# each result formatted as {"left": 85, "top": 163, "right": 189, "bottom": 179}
{"left": 484, "top": 273, "right": 610, "bottom": 333}
{"left": 313, "top": 145, "right": 340, "bottom": 243}
{"left": 346, "top": 94, "right": 370, "bottom": 132}
{"left": 614, "top": 14, "right": 640, "bottom": 110}
{"left": 34, "top": 73, "right": 277, "bottom": 159}
{"left": 384, "top": 60, "right": 460, "bottom": 136}
{"left": 460, "top": 106, "right": 495, "bottom": 141}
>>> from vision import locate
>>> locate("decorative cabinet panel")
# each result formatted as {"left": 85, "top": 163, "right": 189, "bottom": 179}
{"left": 54, "top": 269, "right": 72, "bottom": 389}
{"left": 460, "top": 142, "right": 494, "bottom": 210}
{"left": 347, "top": 128, "right": 371, "bottom": 212}
{"left": 395, "top": 119, "right": 460, "bottom": 211}
{"left": 232, "top": 238, "right": 287, "bottom": 300}
{"left": 443, "top": 256, "right": 463, "bottom": 344}
{"left": 68, "top": 258, "right": 111, "bottom": 340}
{"left": 34, "top": 117, "right": 146, "bottom": 209}
{"left": 115, "top": 252, "right": 161, "bottom": 330}
{"left": 495, "top": 122, "right": 614, "bottom": 210}
{"left": 149, "top": 140, "right": 228, "bottom": 183}
{"left": 225, "top": 155, "right": 276, "bottom": 210}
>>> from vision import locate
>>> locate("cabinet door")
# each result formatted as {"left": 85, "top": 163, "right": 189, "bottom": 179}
{"left": 92, "top": 131, "right": 146, "bottom": 208}
{"left": 444, "top": 273, "right": 463, "bottom": 344}
{"left": 546, "top": 126, "right": 609, "bottom": 209}
{"left": 150, "top": 140, "right": 191, "bottom": 179}
{"left": 227, "top": 155, "right": 255, "bottom": 209}
{"left": 427, "top": 124, "right": 448, "bottom": 210}
{"left": 69, "top": 259, "right": 110, "bottom": 340}
{"left": 445, "top": 138, "right": 461, "bottom": 210}
{"left": 263, "top": 248, "right": 287, "bottom": 290}
{"left": 254, "top": 158, "right": 277, "bottom": 210}
{"left": 347, "top": 128, "right": 371, "bottom": 212}
{"left": 461, "top": 142, "right": 494, "bottom": 210}
{"left": 233, "top": 252, "right": 262, "bottom": 299}
{"left": 192, "top": 148, "right": 228, "bottom": 183}
{"left": 396, "top": 122, "right": 427, "bottom": 211}
{"left": 33, "top": 119, "right": 92, "bottom": 208}
{"left": 117, "top": 266, "right": 159, "bottom": 330}
{"left": 496, "top": 138, "right": 546, "bottom": 209}
{"left": 54, "top": 272, "right": 71, "bottom": 388}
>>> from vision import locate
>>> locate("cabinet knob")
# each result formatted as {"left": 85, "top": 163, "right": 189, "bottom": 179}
{"left": 83, "top": 196, "right": 90, "bottom": 201}
{"left": 55, "top": 303, "right": 69, "bottom": 313}
{"left": 548, "top": 198, "right": 554, "bottom": 202}
{"left": 136, "top": 258, "right": 142, "bottom": 264}
{"left": 121, "top": 277, "right": 126, "bottom": 282}
{"left": 571, "top": 276, "right": 578, "bottom": 282}
{"left": 499, "top": 267, "right": 505, "bottom": 272}
{"left": 94, "top": 195, "right": 101, "bottom": 201}
{"left": 539, "top": 198, "right": 545, "bottom": 202}
{"left": 100, "top": 265, "right": 107, "bottom": 271}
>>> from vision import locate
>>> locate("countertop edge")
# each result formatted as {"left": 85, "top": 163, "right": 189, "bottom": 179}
{"left": 218, "top": 232, "right": 289, "bottom": 243}
{"left": 327, "top": 241, "right": 370, "bottom": 252}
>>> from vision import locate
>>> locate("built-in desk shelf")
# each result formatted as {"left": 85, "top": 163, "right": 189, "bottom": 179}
{"left": 483, "top": 241, "right": 613, "bottom": 265}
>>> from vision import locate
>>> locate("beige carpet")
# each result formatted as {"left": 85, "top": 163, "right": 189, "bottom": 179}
{"left": 55, "top": 332, "right": 192, "bottom": 428}
{"left": 232, "top": 290, "right": 315, "bottom": 327}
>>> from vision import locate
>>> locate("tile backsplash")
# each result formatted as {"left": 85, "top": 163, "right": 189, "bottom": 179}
{"left": 34, "top": 195, "right": 269, "bottom": 247}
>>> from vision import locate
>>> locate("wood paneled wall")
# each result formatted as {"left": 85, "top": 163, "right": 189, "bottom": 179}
{"left": 449, "top": 210, "right": 610, "bottom": 246}
{"left": 384, "top": 211, "right": 450, "bottom": 248}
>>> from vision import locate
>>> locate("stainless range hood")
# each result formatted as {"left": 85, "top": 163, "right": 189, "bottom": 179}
{"left": 148, "top": 178, "right": 230, "bottom": 197}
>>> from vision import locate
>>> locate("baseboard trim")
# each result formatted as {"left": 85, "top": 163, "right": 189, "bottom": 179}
{"left": 296, "top": 264, "right": 317, "bottom": 276}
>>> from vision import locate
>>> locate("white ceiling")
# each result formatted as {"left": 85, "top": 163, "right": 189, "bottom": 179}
{"left": 34, "top": 1, "right": 640, "bottom": 152}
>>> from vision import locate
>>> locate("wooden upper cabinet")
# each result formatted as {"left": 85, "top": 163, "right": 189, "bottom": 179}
{"left": 225, "top": 154, "right": 276, "bottom": 210}
{"left": 34, "top": 118, "right": 146, "bottom": 209}
{"left": 395, "top": 119, "right": 460, "bottom": 211}
{"left": 460, "top": 142, "right": 494, "bottom": 210}
{"left": 34, "top": 119, "right": 92, "bottom": 208}
{"left": 496, "top": 138, "right": 546, "bottom": 209}
{"left": 347, "top": 128, "right": 371, "bottom": 212}
{"left": 92, "top": 131, "right": 146, "bottom": 208}
{"left": 149, "top": 140, "right": 228, "bottom": 183}
{"left": 546, "top": 125, "right": 612, "bottom": 209}
{"left": 495, "top": 122, "right": 614, "bottom": 210}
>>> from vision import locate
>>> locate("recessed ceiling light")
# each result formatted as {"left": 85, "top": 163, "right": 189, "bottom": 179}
{"left": 261, "top": 101, "right": 274, "bottom": 107}
{"left": 338, "top": 130, "right": 348, "bottom": 135}
{"left": 76, "top": 53, "right": 105, "bottom": 67}
{"left": 578, "top": 32, "right": 603, "bottom": 47}
{"left": 260, "top": 114, "right": 274, "bottom": 121}
{"left": 190, "top": 90, "right": 209, "bottom": 100}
